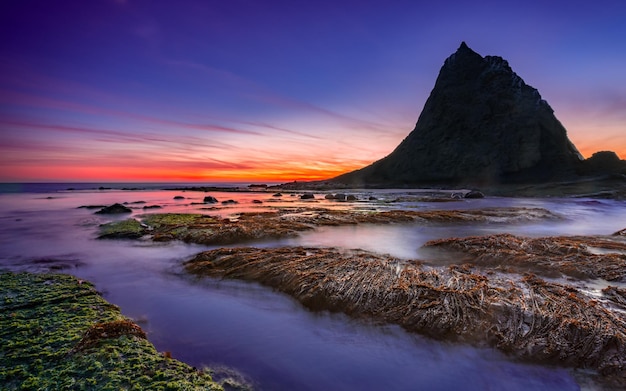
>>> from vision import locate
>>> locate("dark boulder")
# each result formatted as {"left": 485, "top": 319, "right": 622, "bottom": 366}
{"left": 173, "top": 196, "right": 185, "bottom": 200}
{"left": 95, "top": 203, "right": 132, "bottom": 214}
{"left": 300, "top": 193, "right": 315, "bottom": 200}
{"left": 203, "top": 196, "right": 219, "bottom": 203}
{"left": 464, "top": 190, "right": 485, "bottom": 199}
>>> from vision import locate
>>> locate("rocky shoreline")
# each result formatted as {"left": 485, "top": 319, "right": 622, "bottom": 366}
{"left": 7, "top": 198, "right": 625, "bottom": 389}
{"left": 0, "top": 272, "right": 247, "bottom": 390}
{"left": 97, "top": 206, "right": 562, "bottom": 245}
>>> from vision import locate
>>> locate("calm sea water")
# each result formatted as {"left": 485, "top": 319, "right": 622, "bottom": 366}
{"left": 2, "top": 184, "right": 625, "bottom": 390}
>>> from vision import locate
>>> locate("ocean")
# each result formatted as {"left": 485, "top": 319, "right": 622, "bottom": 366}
{"left": 2, "top": 183, "right": 625, "bottom": 390}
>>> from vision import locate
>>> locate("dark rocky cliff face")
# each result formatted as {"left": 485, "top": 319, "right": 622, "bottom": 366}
{"left": 333, "top": 42, "right": 585, "bottom": 187}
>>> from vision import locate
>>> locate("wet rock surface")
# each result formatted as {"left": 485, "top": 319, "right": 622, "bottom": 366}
{"left": 0, "top": 272, "right": 225, "bottom": 390}
{"left": 99, "top": 207, "right": 561, "bottom": 245}
{"left": 94, "top": 203, "right": 132, "bottom": 214}
{"left": 185, "top": 246, "right": 626, "bottom": 385}
{"left": 423, "top": 233, "right": 626, "bottom": 281}
{"left": 98, "top": 219, "right": 146, "bottom": 239}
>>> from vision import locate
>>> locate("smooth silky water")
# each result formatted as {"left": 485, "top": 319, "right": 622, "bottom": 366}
{"left": 2, "top": 186, "right": 625, "bottom": 390}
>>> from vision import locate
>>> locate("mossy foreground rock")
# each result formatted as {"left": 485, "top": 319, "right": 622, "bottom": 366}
{"left": 0, "top": 272, "right": 223, "bottom": 390}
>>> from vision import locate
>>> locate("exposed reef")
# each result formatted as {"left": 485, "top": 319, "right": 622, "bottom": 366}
{"left": 185, "top": 246, "right": 626, "bottom": 386}
{"left": 0, "top": 272, "right": 226, "bottom": 390}
{"left": 97, "top": 207, "right": 561, "bottom": 244}
{"left": 423, "top": 233, "right": 626, "bottom": 281}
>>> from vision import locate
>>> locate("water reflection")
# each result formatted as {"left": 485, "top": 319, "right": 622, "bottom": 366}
{"left": 1, "top": 189, "right": 624, "bottom": 390}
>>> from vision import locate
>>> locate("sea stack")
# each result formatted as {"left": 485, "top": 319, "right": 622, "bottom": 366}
{"left": 333, "top": 42, "right": 585, "bottom": 187}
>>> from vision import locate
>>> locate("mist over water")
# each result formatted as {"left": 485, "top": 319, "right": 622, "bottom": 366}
{"left": 2, "top": 185, "right": 624, "bottom": 390}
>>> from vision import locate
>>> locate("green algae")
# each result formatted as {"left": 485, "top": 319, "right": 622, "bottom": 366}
{"left": 141, "top": 213, "right": 209, "bottom": 228}
{"left": 98, "top": 219, "right": 146, "bottom": 239}
{"left": 0, "top": 272, "right": 225, "bottom": 390}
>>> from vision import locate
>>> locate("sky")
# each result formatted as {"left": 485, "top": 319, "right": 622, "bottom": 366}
{"left": 1, "top": 0, "right": 625, "bottom": 183}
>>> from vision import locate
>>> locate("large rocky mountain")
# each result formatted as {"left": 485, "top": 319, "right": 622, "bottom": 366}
{"left": 332, "top": 42, "right": 586, "bottom": 187}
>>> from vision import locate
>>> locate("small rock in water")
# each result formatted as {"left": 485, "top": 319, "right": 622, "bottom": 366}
{"left": 173, "top": 196, "right": 185, "bottom": 200}
{"left": 252, "top": 200, "right": 263, "bottom": 204}
{"left": 464, "top": 190, "right": 485, "bottom": 199}
{"left": 95, "top": 203, "right": 132, "bottom": 214}
{"left": 221, "top": 199, "right": 238, "bottom": 205}
{"left": 346, "top": 195, "right": 357, "bottom": 201}
{"left": 272, "top": 193, "right": 283, "bottom": 197}
{"left": 300, "top": 193, "right": 315, "bottom": 200}
{"left": 203, "top": 196, "right": 219, "bottom": 203}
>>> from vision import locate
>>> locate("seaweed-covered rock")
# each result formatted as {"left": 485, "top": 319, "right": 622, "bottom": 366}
{"left": 94, "top": 203, "right": 132, "bottom": 214}
{"left": 98, "top": 219, "right": 146, "bottom": 239}
{"left": 0, "top": 272, "right": 224, "bottom": 390}
{"left": 185, "top": 247, "right": 626, "bottom": 380}
{"left": 113, "top": 208, "right": 560, "bottom": 246}
{"left": 423, "top": 233, "right": 626, "bottom": 281}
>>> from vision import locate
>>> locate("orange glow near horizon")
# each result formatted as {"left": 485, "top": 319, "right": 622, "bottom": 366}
{"left": 565, "top": 120, "right": 626, "bottom": 160}
{"left": 0, "top": 162, "right": 367, "bottom": 183}
{"left": 2, "top": 139, "right": 625, "bottom": 183}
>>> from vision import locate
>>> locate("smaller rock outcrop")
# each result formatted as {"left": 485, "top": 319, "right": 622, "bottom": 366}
{"left": 581, "top": 151, "right": 626, "bottom": 175}
{"left": 95, "top": 203, "right": 132, "bottom": 214}
{"left": 203, "top": 196, "right": 218, "bottom": 203}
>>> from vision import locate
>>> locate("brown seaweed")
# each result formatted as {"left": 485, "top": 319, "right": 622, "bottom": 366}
{"left": 423, "top": 233, "right": 626, "bottom": 281}
{"left": 185, "top": 246, "right": 626, "bottom": 379}
{"left": 128, "top": 207, "right": 560, "bottom": 246}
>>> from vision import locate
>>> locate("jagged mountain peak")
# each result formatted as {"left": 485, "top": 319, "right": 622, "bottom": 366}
{"left": 332, "top": 43, "right": 584, "bottom": 187}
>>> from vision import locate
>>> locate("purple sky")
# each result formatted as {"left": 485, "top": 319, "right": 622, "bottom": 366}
{"left": 1, "top": 0, "right": 625, "bottom": 182}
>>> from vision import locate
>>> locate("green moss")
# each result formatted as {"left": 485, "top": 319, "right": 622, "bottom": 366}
{"left": 98, "top": 219, "right": 146, "bottom": 239}
{"left": 0, "top": 272, "right": 225, "bottom": 390}
{"left": 141, "top": 213, "right": 208, "bottom": 228}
